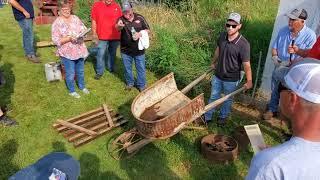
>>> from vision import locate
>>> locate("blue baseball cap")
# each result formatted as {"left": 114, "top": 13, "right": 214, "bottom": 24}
{"left": 9, "top": 152, "right": 80, "bottom": 180}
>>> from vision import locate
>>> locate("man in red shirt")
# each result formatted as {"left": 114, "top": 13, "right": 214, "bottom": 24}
{"left": 91, "top": 0, "right": 122, "bottom": 79}
{"left": 288, "top": 36, "right": 320, "bottom": 60}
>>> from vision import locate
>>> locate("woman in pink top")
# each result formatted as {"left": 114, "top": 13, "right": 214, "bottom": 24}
{"left": 52, "top": 0, "right": 89, "bottom": 98}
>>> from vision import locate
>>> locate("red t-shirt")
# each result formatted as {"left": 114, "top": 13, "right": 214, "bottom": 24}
{"left": 91, "top": 1, "right": 122, "bottom": 40}
{"left": 308, "top": 37, "right": 320, "bottom": 60}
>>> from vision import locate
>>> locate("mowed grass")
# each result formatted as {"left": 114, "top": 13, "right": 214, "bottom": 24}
{"left": 0, "top": 4, "right": 282, "bottom": 180}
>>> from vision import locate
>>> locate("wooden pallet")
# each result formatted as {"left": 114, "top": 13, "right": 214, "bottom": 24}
{"left": 53, "top": 104, "right": 128, "bottom": 147}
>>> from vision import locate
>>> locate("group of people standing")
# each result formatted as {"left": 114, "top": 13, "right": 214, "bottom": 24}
{"left": 51, "top": 0, "right": 150, "bottom": 98}
{"left": 8, "top": 0, "right": 150, "bottom": 99}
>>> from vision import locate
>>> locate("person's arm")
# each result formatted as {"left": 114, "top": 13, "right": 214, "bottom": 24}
{"left": 8, "top": 0, "right": 30, "bottom": 18}
{"left": 288, "top": 45, "right": 309, "bottom": 58}
{"left": 211, "top": 47, "right": 219, "bottom": 69}
{"left": 243, "top": 61, "right": 253, "bottom": 89}
{"left": 51, "top": 20, "right": 73, "bottom": 46}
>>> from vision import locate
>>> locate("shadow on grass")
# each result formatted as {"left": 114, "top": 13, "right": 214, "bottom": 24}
{"left": 0, "top": 44, "right": 15, "bottom": 109}
{"left": 119, "top": 143, "right": 180, "bottom": 179}
{"left": 79, "top": 152, "right": 121, "bottom": 180}
{"left": 0, "top": 139, "right": 19, "bottom": 179}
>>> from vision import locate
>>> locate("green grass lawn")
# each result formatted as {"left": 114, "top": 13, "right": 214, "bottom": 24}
{"left": 0, "top": 5, "right": 282, "bottom": 180}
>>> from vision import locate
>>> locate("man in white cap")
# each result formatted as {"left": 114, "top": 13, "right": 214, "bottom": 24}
{"left": 204, "top": 12, "right": 253, "bottom": 126}
{"left": 263, "top": 8, "right": 316, "bottom": 120}
{"left": 247, "top": 58, "right": 320, "bottom": 180}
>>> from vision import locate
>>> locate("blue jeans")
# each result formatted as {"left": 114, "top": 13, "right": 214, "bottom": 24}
{"left": 61, "top": 57, "right": 85, "bottom": 93}
{"left": 267, "top": 66, "right": 289, "bottom": 112}
{"left": 205, "top": 76, "right": 239, "bottom": 122}
{"left": 96, "top": 40, "right": 119, "bottom": 75}
{"left": 121, "top": 53, "right": 146, "bottom": 89}
{"left": 17, "top": 18, "right": 35, "bottom": 56}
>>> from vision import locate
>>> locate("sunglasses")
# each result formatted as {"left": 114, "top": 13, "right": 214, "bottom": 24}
{"left": 225, "top": 24, "right": 237, "bottom": 28}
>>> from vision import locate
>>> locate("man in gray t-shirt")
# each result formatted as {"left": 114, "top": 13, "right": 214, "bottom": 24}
{"left": 246, "top": 58, "right": 320, "bottom": 180}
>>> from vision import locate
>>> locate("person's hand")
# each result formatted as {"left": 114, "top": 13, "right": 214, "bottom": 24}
{"left": 244, "top": 80, "right": 253, "bottom": 90}
{"left": 210, "top": 63, "right": 216, "bottom": 70}
{"left": 23, "top": 11, "right": 30, "bottom": 18}
{"left": 133, "top": 32, "right": 141, "bottom": 41}
{"left": 258, "top": 144, "right": 271, "bottom": 151}
{"left": 117, "top": 20, "right": 125, "bottom": 29}
{"left": 92, "top": 34, "right": 98, "bottom": 45}
{"left": 288, "top": 45, "right": 299, "bottom": 54}
{"left": 272, "top": 55, "right": 281, "bottom": 67}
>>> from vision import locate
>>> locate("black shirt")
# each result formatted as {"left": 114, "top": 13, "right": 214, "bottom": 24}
{"left": 216, "top": 32, "right": 250, "bottom": 81}
{"left": 11, "top": 0, "right": 34, "bottom": 21}
{"left": 119, "top": 13, "right": 150, "bottom": 56}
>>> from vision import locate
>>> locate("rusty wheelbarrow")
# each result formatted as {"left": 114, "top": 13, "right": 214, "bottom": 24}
{"left": 108, "top": 70, "right": 245, "bottom": 159}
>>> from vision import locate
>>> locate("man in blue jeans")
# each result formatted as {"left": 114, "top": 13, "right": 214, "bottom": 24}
{"left": 9, "top": 0, "right": 40, "bottom": 63}
{"left": 91, "top": 0, "right": 122, "bottom": 80}
{"left": 262, "top": 8, "right": 316, "bottom": 120}
{"left": 115, "top": 1, "right": 150, "bottom": 92}
{"left": 204, "top": 12, "right": 252, "bottom": 126}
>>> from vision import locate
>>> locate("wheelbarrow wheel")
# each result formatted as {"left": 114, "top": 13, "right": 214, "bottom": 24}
{"left": 107, "top": 128, "right": 143, "bottom": 160}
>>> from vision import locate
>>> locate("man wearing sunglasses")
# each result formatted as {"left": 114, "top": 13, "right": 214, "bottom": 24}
{"left": 247, "top": 58, "right": 320, "bottom": 180}
{"left": 263, "top": 8, "right": 316, "bottom": 120}
{"left": 204, "top": 12, "right": 252, "bottom": 126}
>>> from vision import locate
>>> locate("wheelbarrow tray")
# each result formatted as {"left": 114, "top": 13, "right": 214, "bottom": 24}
{"left": 131, "top": 73, "right": 205, "bottom": 139}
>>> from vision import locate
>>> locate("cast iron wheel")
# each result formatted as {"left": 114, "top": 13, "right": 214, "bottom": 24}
{"left": 201, "top": 134, "right": 239, "bottom": 164}
{"left": 107, "top": 128, "right": 143, "bottom": 160}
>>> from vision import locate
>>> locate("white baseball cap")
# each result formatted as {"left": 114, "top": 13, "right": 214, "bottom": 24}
{"left": 283, "top": 58, "right": 320, "bottom": 104}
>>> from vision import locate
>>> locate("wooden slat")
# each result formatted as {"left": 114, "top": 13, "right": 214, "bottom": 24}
{"left": 73, "top": 119, "right": 128, "bottom": 147}
{"left": 63, "top": 116, "right": 107, "bottom": 138}
{"left": 56, "top": 120, "right": 98, "bottom": 136}
{"left": 53, "top": 107, "right": 103, "bottom": 128}
{"left": 127, "top": 138, "right": 154, "bottom": 154}
{"left": 103, "top": 104, "right": 114, "bottom": 127}
{"left": 67, "top": 116, "right": 124, "bottom": 142}
{"left": 37, "top": 36, "right": 93, "bottom": 48}
{"left": 55, "top": 111, "right": 105, "bottom": 132}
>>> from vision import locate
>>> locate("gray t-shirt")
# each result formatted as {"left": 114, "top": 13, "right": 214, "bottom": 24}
{"left": 246, "top": 137, "right": 320, "bottom": 180}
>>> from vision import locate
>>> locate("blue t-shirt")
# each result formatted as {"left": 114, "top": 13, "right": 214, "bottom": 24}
{"left": 246, "top": 137, "right": 320, "bottom": 180}
{"left": 272, "top": 25, "right": 316, "bottom": 61}
{"left": 12, "top": 0, "right": 34, "bottom": 21}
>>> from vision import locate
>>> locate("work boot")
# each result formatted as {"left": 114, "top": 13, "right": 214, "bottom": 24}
{"left": 26, "top": 55, "right": 41, "bottom": 63}
{"left": 0, "top": 115, "right": 18, "bottom": 126}
{"left": 263, "top": 110, "right": 277, "bottom": 120}
{"left": 125, "top": 85, "right": 133, "bottom": 91}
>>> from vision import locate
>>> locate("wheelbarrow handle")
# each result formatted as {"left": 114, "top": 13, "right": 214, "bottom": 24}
{"left": 181, "top": 68, "right": 214, "bottom": 94}
{"left": 204, "top": 86, "right": 245, "bottom": 112}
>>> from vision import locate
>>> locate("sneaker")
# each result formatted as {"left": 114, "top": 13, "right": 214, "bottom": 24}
{"left": 94, "top": 74, "right": 102, "bottom": 80}
{"left": 125, "top": 85, "right": 133, "bottom": 91}
{"left": 69, "top": 92, "right": 81, "bottom": 98}
{"left": 0, "top": 115, "right": 18, "bottom": 126}
{"left": 81, "top": 88, "right": 90, "bottom": 94}
{"left": 26, "top": 55, "right": 41, "bottom": 63}
{"left": 262, "top": 110, "right": 277, "bottom": 120}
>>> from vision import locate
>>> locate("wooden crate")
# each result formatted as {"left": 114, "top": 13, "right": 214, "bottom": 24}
{"left": 53, "top": 104, "right": 128, "bottom": 147}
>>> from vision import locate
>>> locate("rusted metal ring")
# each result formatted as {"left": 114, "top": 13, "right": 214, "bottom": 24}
{"left": 201, "top": 134, "right": 239, "bottom": 164}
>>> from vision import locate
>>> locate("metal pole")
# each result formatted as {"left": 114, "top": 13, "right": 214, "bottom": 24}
{"left": 251, "top": 51, "right": 262, "bottom": 98}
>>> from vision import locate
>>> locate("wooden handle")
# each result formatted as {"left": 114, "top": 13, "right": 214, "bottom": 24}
{"left": 181, "top": 69, "right": 213, "bottom": 94}
{"left": 204, "top": 86, "right": 245, "bottom": 112}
